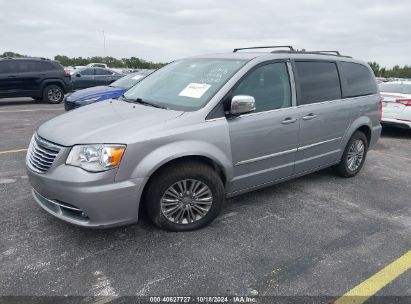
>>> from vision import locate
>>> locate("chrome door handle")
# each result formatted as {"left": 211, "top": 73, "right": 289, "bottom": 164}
{"left": 302, "top": 113, "right": 317, "bottom": 120}
{"left": 281, "top": 117, "right": 298, "bottom": 124}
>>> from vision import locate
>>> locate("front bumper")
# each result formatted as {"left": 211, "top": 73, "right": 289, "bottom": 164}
{"left": 27, "top": 164, "right": 145, "bottom": 228}
{"left": 64, "top": 95, "right": 81, "bottom": 111}
{"left": 382, "top": 118, "right": 411, "bottom": 129}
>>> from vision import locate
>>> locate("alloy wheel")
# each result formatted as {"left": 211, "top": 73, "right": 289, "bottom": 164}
{"left": 347, "top": 139, "right": 365, "bottom": 171}
{"left": 48, "top": 88, "right": 62, "bottom": 102}
{"left": 160, "top": 179, "right": 213, "bottom": 224}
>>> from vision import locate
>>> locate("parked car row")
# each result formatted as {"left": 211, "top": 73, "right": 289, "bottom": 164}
{"left": 70, "top": 67, "right": 122, "bottom": 90}
{"left": 379, "top": 81, "right": 411, "bottom": 129}
{"left": 0, "top": 57, "right": 71, "bottom": 103}
{"left": 0, "top": 57, "right": 154, "bottom": 104}
{"left": 26, "top": 47, "right": 382, "bottom": 231}
{"left": 64, "top": 69, "right": 154, "bottom": 110}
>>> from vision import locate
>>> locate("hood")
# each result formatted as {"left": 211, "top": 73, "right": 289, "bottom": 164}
{"left": 67, "top": 86, "right": 125, "bottom": 101}
{"left": 38, "top": 100, "right": 184, "bottom": 146}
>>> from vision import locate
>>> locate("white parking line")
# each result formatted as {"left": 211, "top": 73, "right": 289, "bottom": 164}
{"left": 0, "top": 108, "right": 63, "bottom": 113}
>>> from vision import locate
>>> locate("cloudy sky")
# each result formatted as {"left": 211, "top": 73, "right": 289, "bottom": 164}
{"left": 0, "top": 0, "right": 410, "bottom": 67}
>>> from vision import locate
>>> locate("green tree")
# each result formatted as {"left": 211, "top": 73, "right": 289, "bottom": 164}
{"left": 368, "top": 61, "right": 380, "bottom": 76}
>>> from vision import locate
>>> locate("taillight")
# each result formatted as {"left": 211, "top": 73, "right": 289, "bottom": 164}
{"left": 395, "top": 99, "right": 411, "bottom": 106}
{"left": 64, "top": 70, "right": 71, "bottom": 77}
{"left": 379, "top": 96, "right": 383, "bottom": 122}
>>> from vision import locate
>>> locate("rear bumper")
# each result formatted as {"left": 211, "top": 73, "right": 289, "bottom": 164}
{"left": 369, "top": 124, "right": 382, "bottom": 149}
{"left": 27, "top": 166, "right": 145, "bottom": 228}
{"left": 382, "top": 118, "right": 411, "bottom": 129}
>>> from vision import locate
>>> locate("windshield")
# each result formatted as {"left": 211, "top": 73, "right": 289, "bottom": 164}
{"left": 122, "top": 58, "right": 247, "bottom": 111}
{"left": 111, "top": 71, "right": 152, "bottom": 89}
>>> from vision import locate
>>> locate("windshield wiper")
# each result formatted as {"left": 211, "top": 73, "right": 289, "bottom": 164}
{"left": 119, "top": 94, "right": 133, "bottom": 102}
{"left": 119, "top": 95, "right": 167, "bottom": 109}
{"left": 134, "top": 98, "right": 167, "bottom": 109}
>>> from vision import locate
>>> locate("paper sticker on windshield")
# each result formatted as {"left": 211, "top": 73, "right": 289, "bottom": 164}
{"left": 132, "top": 75, "right": 144, "bottom": 80}
{"left": 179, "top": 83, "right": 211, "bottom": 98}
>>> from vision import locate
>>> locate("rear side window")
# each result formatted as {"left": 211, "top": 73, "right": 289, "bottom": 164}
{"left": 80, "top": 69, "right": 95, "bottom": 75}
{"left": 339, "top": 62, "right": 377, "bottom": 97}
{"left": 35, "top": 62, "right": 55, "bottom": 71}
{"left": 95, "top": 69, "right": 112, "bottom": 75}
{"left": 294, "top": 61, "right": 341, "bottom": 105}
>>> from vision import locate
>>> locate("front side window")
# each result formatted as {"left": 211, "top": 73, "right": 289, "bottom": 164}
{"left": 294, "top": 61, "right": 341, "bottom": 105}
{"left": 35, "top": 62, "right": 54, "bottom": 72}
{"left": 339, "top": 62, "right": 377, "bottom": 97}
{"left": 232, "top": 62, "right": 291, "bottom": 112}
{"left": 123, "top": 58, "right": 247, "bottom": 111}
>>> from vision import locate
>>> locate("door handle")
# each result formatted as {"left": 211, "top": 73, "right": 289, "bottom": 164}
{"left": 302, "top": 113, "right": 317, "bottom": 120}
{"left": 7, "top": 75, "right": 17, "bottom": 78}
{"left": 281, "top": 117, "right": 298, "bottom": 124}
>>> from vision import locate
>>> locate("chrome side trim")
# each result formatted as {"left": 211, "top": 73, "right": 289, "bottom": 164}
{"left": 238, "top": 105, "right": 297, "bottom": 118}
{"left": 298, "top": 137, "right": 342, "bottom": 151}
{"left": 34, "top": 190, "right": 81, "bottom": 212}
{"left": 236, "top": 148, "right": 297, "bottom": 166}
{"left": 205, "top": 117, "right": 226, "bottom": 122}
{"left": 235, "top": 137, "right": 342, "bottom": 166}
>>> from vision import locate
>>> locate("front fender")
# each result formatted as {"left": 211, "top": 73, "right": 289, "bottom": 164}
{"left": 126, "top": 140, "right": 234, "bottom": 182}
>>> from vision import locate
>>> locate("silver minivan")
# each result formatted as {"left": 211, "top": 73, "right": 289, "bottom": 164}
{"left": 26, "top": 46, "right": 382, "bottom": 231}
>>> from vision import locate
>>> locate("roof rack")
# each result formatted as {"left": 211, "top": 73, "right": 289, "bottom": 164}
{"left": 233, "top": 46, "right": 295, "bottom": 52}
{"left": 310, "top": 51, "right": 341, "bottom": 56}
{"left": 232, "top": 46, "right": 351, "bottom": 58}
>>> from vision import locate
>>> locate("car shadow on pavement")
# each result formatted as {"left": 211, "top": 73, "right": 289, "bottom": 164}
{"left": 381, "top": 126, "right": 411, "bottom": 139}
{"left": 47, "top": 168, "right": 335, "bottom": 240}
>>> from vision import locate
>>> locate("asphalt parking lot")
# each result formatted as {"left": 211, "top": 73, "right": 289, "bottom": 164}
{"left": 0, "top": 98, "right": 410, "bottom": 302}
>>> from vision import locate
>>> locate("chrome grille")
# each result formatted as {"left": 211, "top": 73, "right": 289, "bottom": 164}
{"left": 27, "top": 134, "right": 61, "bottom": 174}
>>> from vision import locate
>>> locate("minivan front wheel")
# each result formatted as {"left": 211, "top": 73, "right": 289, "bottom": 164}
{"left": 335, "top": 131, "right": 368, "bottom": 178}
{"left": 145, "top": 162, "right": 224, "bottom": 231}
{"left": 43, "top": 85, "right": 64, "bottom": 104}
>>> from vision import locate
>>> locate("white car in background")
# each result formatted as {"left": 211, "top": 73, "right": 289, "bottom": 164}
{"left": 379, "top": 81, "right": 411, "bottom": 129}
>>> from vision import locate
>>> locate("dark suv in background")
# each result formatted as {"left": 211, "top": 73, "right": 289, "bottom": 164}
{"left": 0, "top": 57, "right": 71, "bottom": 103}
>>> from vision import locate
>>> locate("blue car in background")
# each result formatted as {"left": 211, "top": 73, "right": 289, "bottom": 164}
{"left": 64, "top": 69, "right": 155, "bottom": 111}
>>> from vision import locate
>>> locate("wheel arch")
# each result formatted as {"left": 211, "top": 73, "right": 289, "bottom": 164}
{"left": 342, "top": 116, "right": 373, "bottom": 147}
{"left": 40, "top": 79, "right": 65, "bottom": 93}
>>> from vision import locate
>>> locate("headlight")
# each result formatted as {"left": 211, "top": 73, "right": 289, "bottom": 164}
{"left": 79, "top": 96, "right": 101, "bottom": 105}
{"left": 66, "top": 144, "right": 126, "bottom": 172}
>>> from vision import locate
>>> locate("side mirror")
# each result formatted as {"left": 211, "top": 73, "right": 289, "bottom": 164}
{"left": 230, "top": 95, "right": 256, "bottom": 115}
{"left": 75, "top": 73, "right": 81, "bottom": 77}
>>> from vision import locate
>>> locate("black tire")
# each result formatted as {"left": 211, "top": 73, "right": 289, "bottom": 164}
{"left": 334, "top": 131, "right": 368, "bottom": 178}
{"left": 144, "top": 161, "right": 225, "bottom": 231}
{"left": 42, "top": 84, "right": 64, "bottom": 104}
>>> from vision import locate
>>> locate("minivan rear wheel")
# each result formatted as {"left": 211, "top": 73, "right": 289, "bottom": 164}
{"left": 144, "top": 162, "right": 224, "bottom": 231}
{"left": 334, "top": 131, "right": 368, "bottom": 178}
{"left": 43, "top": 84, "right": 64, "bottom": 104}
